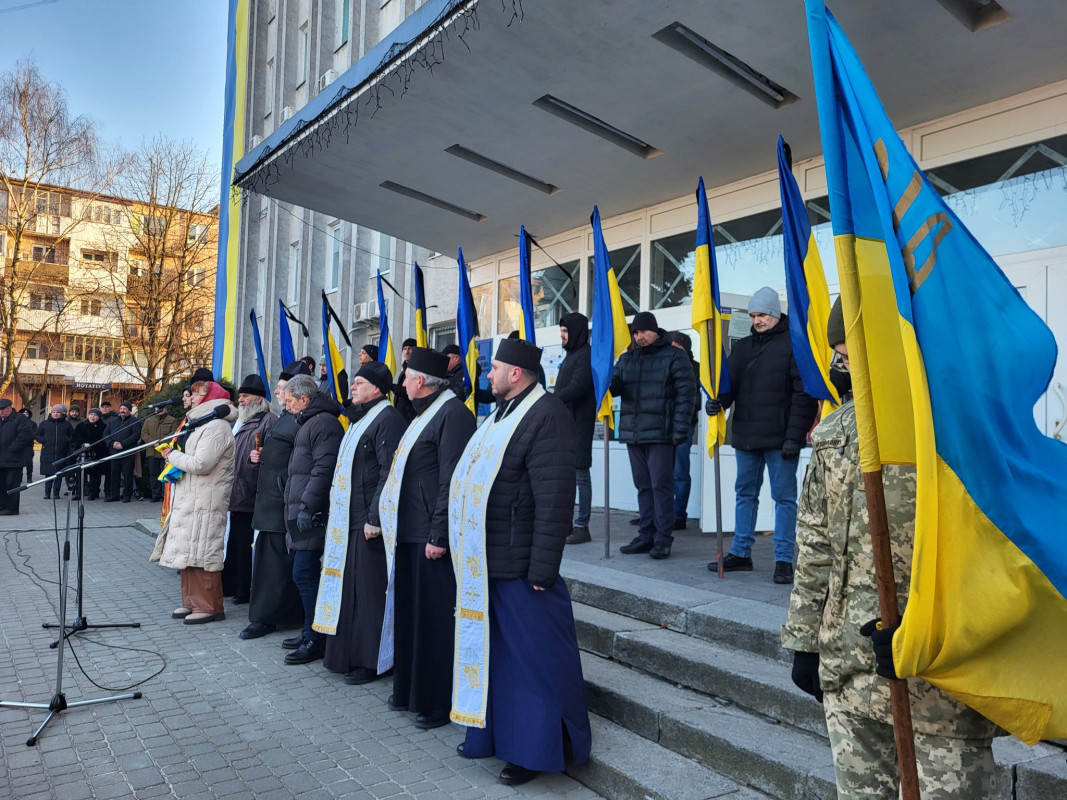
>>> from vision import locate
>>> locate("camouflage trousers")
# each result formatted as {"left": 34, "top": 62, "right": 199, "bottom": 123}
{"left": 823, "top": 691, "right": 996, "bottom": 799}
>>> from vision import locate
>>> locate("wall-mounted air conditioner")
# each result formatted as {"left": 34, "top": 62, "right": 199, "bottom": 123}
{"left": 318, "top": 70, "right": 337, "bottom": 92}
{"left": 280, "top": 106, "right": 293, "bottom": 122}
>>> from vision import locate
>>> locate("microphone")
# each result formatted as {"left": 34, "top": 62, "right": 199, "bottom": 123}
{"left": 182, "top": 405, "right": 230, "bottom": 432}
{"left": 145, "top": 397, "right": 182, "bottom": 409}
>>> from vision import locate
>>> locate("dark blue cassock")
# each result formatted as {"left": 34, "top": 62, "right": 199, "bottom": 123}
{"left": 462, "top": 576, "right": 592, "bottom": 771}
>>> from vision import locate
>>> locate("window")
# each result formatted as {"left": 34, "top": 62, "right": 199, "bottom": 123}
{"left": 586, "top": 243, "right": 641, "bottom": 316}
{"left": 650, "top": 231, "right": 697, "bottom": 310}
{"left": 51, "top": 216, "right": 60, "bottom": 234}
{"left": 532, "top": 260, "right": 579, "bottom": 328}
{"left": 82, "top": 250, "right": 113, "bottom": 268}
{"left": 431, "top": 324, "right": 456, "bottom": 351}
{"left": 377, "top": 232, "right": 392, "bottom": 275}
{"left": 187, "top": 223, "right": 208, "bottom": 245}
{"left": 80, "top": 298, "right": 103, "bottom": 316}
{"left": 129, "top": 260, "right": 147, "bottom": 278}
{"left": 113, "top": 209, "right": 123, "bottom": 225}
{"left": 141, "top": 216, "right": 166, "bottom": 237}
{"left": 185, "top": 268, "right": 206, "bottom": 288}
{"left": 297, "top": 23, "right": 310, "bottom": 87}
{"left": 28, "top": 290, "right": 64, "bottom": 312}
{"left": 327, "top": 222, "right": 342, "bottom": 291}
{"left": 64, "top": 335, "right": 123, "bottom": 365}
{"left": 265, "top": 58, "right": 275, "bottom": 117}
{"left": 25, "top": 341, "right": 42, "bottom": 359}
{"left": 336, "top": 0, "right": 350, "bottom": 47}
{"left": 31, "top": 245, "right": 57, "bottom": 264}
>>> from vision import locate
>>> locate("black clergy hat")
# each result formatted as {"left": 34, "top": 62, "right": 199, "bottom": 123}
{"left": 495, "top": 338, "right": 542, "bottom": 373}
{"left": 407, "top": 347, "right": 449, "bottom": 379}
{"left": 238, "top": 374, "right": 268, "bottom": 398}
{"left": 279, "top": 360, "right": 312, "bottom": 380}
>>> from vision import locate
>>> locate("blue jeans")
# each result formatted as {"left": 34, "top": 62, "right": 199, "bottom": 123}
{"left": 673, "top": 427, "right": 694, "bottom": 521}
{"left": 627, "top": 443, "right": 675, "bottom": 545}
{"left": 574, "top": 468, "right": 591, "bottom": 527}
{"left": 291, "top": 548, "right": 325, "bottom": 644}
{"left": 732, "top": 448, "right": 799, "bottom": 563}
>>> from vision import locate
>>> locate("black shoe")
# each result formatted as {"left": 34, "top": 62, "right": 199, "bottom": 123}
{"left": 121, "top": 498, "right": 131, "bottom": 503}
{"left": 649, "top": 542, "right": 671, "bottom": 559}
{"left": 281, "top": 634, "right": 304, "bottom": 650}
{"left": 231, "top": 596, "right": 249, "bottom": 605}
{"left": 284, "top": 640, "right": 324, "bottom": 665}
{"left": 0, "top": 509, "right": 18, "bottom": 516}
{"left": 414, "top": 711, "right": 450, "bottom": 730}
{"left": 619, "top": 536, "right": 653, "bottom": 555}
{"left": 456, "top": 742, "right": 491, "bottom": 760}
{"left": 386, "top": 694, "right": 408, "bottom": 712}
{"left": 499, "top": 763, "right": 539, "bottom": 786}
{"left": 239, "top": 622, "right": 276, "bottom": 640}
{"left": 773, "top": 561, "right": 795, "bottom": 584}
{"left": 343, "top": 667, "right": 380, "bottom": 685}
{"left": 717, "top": 553, "right": 754, "bottom": 572}
{"left": 628, "top": 517, "right": 640, "bottom": 526}
{"left": 566, "top": 526, "right": 591, "bottom": 545}
{"left": 673, "top": 518, "right": 687, "bottom": 531}
{"left": 104, "top": 496, "right": 119, "bottom": 502}
{"left": 44, "top": 491, "right": 51, "bottom": 499}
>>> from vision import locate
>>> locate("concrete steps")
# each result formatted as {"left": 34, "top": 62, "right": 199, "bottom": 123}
{"left": 561, "top": 561, "right": 1067, "bottom": 800}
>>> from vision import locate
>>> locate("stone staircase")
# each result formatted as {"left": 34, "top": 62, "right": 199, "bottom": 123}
{"left": 559, "top": 560, "right": 1067, "bottom": 800}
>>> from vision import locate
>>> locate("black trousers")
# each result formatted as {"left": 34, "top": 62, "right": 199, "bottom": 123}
{"left": 146, "top": 456, "right": 165, "bottom": 500}
{"left": 109, "top": 455, "right": 134, "bottom": 500}
{"left": 0, "top": 466, "right": 23, "bottom": 513}
{"left": 222, "top": 511, "right": 255, "bottom": 601}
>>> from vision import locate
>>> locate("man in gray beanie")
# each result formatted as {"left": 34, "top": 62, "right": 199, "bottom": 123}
{"left": 705, "top": 287, "right": 817, "bottom": 583}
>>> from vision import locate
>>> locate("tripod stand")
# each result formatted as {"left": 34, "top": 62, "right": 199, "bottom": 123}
{"left": 0, "top": 480, "right": 141, "bottom": 746}
{"left": 41, "top": 449, "right": 141, "bottom": 646}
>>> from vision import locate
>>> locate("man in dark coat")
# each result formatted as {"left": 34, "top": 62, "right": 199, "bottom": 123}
{"left": 74, "top": 408, "right": 109, "bottom": 500}
{"left": 243, "top": 361, "right": 309, "bottom": 641}
{"left": 393, "top": 338, "right": 417, "bottom": 424}
{"left": 19, "top": 408, "right": 34, "bottom": 482}
{"left": 98, "top": 400, "right": 117, "bottom": 498}
{"left": 280, "top": 373, "right": 344, "bottom": 664}
{"left": 553, "top": 313, "right": 595, "bottom": 544}
{"left": 223, "top": 375, "right": 277, "bottom": 605}
{"left": 318, "top": 359, "right": 350, "bottom": 404}
{"left": 669, "top": 331, "right": 701, "bottom": 530}
{"left": 35, "top": 404, "right": 75, "bottom": 499}
{"left": 0, "top": 398, "right": 36, "bottom": 515}
{"left": 442, "top": 343, "right": 468, "bottom": 401}
{"left": 140, "top": 405, "right": 179, "bottom": 502}
{"left": 706, "top": 287, "right": 818, "bottom": 584}
{"left": 452, "top": 338, "right": 591, "bottom": 787}
{"left": 610, "top": 311, "right": 697, "bottom": 559}
{"left": 318, "top": 361, "right": 406, "bottom": 685}
{"left": 380, "top": 347, "right": 475, "bottom": 729}
{"left": 67, "top": 405, "right": 83, "bottom": 429}
{"left": 104, "top": 401, "right": 141, "bottom": 503}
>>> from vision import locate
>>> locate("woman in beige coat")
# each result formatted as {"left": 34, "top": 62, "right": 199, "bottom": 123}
{"left": 150, "top": 381, "right": 237, "bottom": 624}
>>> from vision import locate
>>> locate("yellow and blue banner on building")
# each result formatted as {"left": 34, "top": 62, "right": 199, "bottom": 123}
{"left": 807, "top": 1, "right": 1067, "bottom": 744}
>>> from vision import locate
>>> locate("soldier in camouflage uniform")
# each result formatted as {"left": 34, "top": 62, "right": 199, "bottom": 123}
{"left": 780, "top": 298, "right": 999, "bottom": 800}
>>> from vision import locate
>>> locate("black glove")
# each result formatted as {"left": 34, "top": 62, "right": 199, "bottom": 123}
{"left": 790, "top": 651, "right": 823, "bottom": 703}
{"left": 297, "top": 509, "right": 322, "bottom": 533}
{"left": 705, "top": 398, "right": 722, "bottom": 416}
{"left": 781, "top": 440, "right": 801, "bottom": 460}
{"left": 859, "top": 618, "right": 899, "bottom": 679}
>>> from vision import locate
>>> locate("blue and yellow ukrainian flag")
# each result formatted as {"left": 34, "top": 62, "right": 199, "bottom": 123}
{"left": 776, "top": 136, "right": 840, "bottom": 415}
{"left": 517, "top": 225, "right": 537, "bottom": 344}
{"left": 413, "top": 262, "right": 429, "bottom": 348}
{"left": 456, "top": 248, "right": 480, "bottom": 415}
{"left": 691, "top": 177, "right": 731, "bottom": 456}
{"left": 807, "top": 2, "right": 1067, "bottom": 744}
{"left": 278, "top": 299, "right": 296, "bottom": 368}
{"left": 211, "top": 0, "right": 250, "bottom": 381}
{"left": 320, "top": 291, "right": 350, "bottom": 429}
{"left": 376, "top": 270, "right": 397, "bottom": 379}
{"left": 589, "top": 206, "right": 631, "bottom": 429}
{"left": 249, "top": 309, "right": 271, "bottom": 400}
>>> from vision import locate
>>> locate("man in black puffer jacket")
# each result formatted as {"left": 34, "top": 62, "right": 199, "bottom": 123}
{"left": 705, "top": 287, "right": 818, "bottom": 584}
{"left": 451, "top": 338, "right": 590, "bottom": 786}
{"left": 280, "top": 374, "right": 344, "bottom": 665}
{"left": 553, "top": 313, "right": 595, "bottom": 544}
{"left": 610, "top": 311, "right": 697, "bottom": 559}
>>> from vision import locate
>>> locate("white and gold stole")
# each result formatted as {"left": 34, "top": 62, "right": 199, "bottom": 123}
{"left": 376, "top": 389, "right": 456, "bottom": 673}
{"left": 312, "top": 400, "right": 390, "bottom": 636}
{"left": 448, "top": 385, "right": 544, "bottom": 728}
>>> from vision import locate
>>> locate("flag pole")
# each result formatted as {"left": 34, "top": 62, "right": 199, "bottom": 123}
{"left": 865, "top": 472, "right": 920, "bottom": 799}
{"left": 603, "top": 424, "right": 611, "bottom": 559}
{"left": 713, "top": 443, "right": 724, "bottom": 578}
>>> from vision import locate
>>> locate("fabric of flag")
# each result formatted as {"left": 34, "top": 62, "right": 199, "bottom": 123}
{"left": 807, "top": 1, "right": 1067, "bottom": 745}
{"left": 776, "top": 135, "right": 841, "bottom": 414}
{"left": 690, "top": 177, "right": 731, "bottom": 456}
{"left": 456, "top": 248, "right": 481, "bottom": 415}
{"left": 517, "top": 225, "right": 537, "bottom": 345}
{"left": 249, "top": 308, "right": 271, "bottom": 398}
{"left": 589, "top": 206, "right": 631, "bottom": 429}
{"left": 320, "top": 291, "right": 350, "bottom": 430}
{"left": 278, "top": 298, "right": 296, "bottom": 367}
{"left": 413, "top": 262, "right": 429, "bottom": 348}
{"left": 377, "top": 270, "right": 397, "bottom": 378}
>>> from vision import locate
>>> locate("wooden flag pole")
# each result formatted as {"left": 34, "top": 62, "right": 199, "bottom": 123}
{"left": 863, "top": 470, "right": 920, "bottom": 800}
{"left": 603, "top": 423, "right": 611, "bottom": 559}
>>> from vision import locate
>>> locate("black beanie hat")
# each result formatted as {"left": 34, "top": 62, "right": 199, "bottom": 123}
{"left": 355, "top": 361, "right": 393, "bottom": 397}
{"left": 279, "top": 360, "right": 312, "bottom": 381}
{"left": 631, "top": 311, "right": 658, "bottom": 333}
{"left": 191, "top": 367, "right": 214, "bottom": 384}
{"left": 238, "top": 374, "right": 268, "bottom": 398}
{"left": 361, "top": 343, "right": 379, "bottom": 361}
{"left": 402, "top": 338, "right": 416, "bottom": 349}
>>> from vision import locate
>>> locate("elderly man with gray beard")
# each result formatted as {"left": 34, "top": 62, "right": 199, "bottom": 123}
{"left": 223, "top": 375, "right": 277, "bottom": 605}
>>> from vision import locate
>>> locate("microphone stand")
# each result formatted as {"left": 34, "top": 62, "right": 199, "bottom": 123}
{"left": 0, "top": 456, "right": 141, "bottom": 747}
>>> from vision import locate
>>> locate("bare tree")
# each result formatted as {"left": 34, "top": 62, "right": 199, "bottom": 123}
{"left": 0, "top": 60, "right": 126, "bottom": 396}
{"left": 102, "top": 136, "right": 219, "bottom": 393}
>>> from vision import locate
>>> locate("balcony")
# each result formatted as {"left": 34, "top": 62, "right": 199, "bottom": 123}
{"left": 17, "top": 254, "right": 70, "bottom": 285}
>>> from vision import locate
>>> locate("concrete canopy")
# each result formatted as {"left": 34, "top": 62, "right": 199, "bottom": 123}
{"left": 235, "top": 0, "right": 1067, "bottom": 261}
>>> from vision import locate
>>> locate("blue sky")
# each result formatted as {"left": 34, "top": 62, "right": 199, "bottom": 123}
{"left": 0, "top": 0, "right": 229, "bottom": 170}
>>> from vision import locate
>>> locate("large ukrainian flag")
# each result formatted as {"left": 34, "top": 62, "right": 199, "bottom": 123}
{"left": 517, "top": 226, "right": 537, "bottom": 344}
{"left": 413, "top": 262, "right": 429, "bottom": 348}
{"left": 321, "top": 291, "right": 350, "bottom": 430}
{"left": 278, "top": 299, "right": 296, "bottom": 367}
{"left": 456, "top": 248, "right": 480, "bottom": 415}
{"left": 376, "top": 270, "right": 397, "bottom": 379}
{"left": 590, "top": 206, "right": 631, "bottom": 429}
{"left": 807, "top": 2, "right": 1067, "bottom": 744}
{"left": 777, "top": 136, "right": 840, "bottom": 413}
{"left": 691, "top": 177, "right": 731, "bottom": 456}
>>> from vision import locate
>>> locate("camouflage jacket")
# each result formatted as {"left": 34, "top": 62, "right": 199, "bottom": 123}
{"left": 781, "top": 399, "right": 999, "bottom": 738}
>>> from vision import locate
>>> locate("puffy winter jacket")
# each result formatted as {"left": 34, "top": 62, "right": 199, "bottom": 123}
{"left": 284, "top": 392, "right": 345, "bottom": 550}
{"left": 34, "top": 416, "right": 75, "bottom": 475}
{"left": 251, "top": 412, "right": 298, "bottom": 534}
{"left": 609, "top": 330, "right": 696, "bottom": 445}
